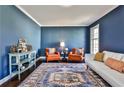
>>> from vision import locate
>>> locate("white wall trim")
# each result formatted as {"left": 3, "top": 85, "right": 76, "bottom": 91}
{"left": 0, "top": 72, "right": 19, "bottom": 85}
{"left": 0, "top": 75, "right": 11, "bottom": 85}
{"left": 90, "top": 24, "right": 100, "bottom": 54}
{"left": 41, "top": 56, "right": 46, "bottom": 59}
{"left": 15, "top": 5, "right": 41, "bottom": 27}
{"left": 36, "top": 56, "right": 42, "bottom": 61}
{"left": 41, "top": 25, "right": 88, "bottom": 27}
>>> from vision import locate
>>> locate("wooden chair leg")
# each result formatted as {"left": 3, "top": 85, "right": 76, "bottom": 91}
{"left": 46, "top": 59, "right": 48, "bottom": 63}
{"left": 86, "top": 65, "right": 89, "bottom": 70}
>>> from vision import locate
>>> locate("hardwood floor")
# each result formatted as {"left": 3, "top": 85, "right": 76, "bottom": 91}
{"left": 0, "top": 60, "right": 42, "bottom": 87}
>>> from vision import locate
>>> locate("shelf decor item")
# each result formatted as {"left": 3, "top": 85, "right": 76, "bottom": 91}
{"left": 10, "top": 45, "right": 17, "bottom": 53}
{"left": 27, "top": 44, "right": 32, "bottom": 51}
{"left": 9, "top": 38, "right": 33, "bottom": 53}
{"left": 17, "top": 38, "right": 27, "bottom": 53}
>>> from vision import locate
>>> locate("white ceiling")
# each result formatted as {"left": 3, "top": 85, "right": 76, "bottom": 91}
{"left": 19, "top": 5, "right": 118, "bottom": 26}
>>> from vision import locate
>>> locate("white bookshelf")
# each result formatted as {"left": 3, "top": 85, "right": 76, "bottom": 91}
{"left": 9, "top": 50, "right": 36, "bottom": 80}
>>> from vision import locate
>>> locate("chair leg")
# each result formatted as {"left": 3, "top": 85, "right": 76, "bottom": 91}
{"left": 46, "top": 59, "right": 48, "bottom": 63}
{"left": 85, "top": 65, "right": 89, "bottom": 70}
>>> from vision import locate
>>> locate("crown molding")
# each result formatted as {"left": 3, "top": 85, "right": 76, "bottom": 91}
{"left": 15, "top": 5, "right": 41, "bottom": 27}
{"left": 41, "top": 25, "right": 88, "bottom": 27}
{"left": 89, "top": 5, "right": 119, "bottom": 26}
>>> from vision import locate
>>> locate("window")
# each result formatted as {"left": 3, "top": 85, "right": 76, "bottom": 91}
{"left": 90, "top": 24, "right": 99, "bottom": 54}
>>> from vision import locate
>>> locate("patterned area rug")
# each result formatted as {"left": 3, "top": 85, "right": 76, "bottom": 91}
{"left": 19, "top": 63, "right": 111, "bottom": 87}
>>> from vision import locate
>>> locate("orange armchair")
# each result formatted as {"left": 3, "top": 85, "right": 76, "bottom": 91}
{"left": 45, "top": 48, "right": 60, "bottom": 63}
{"left": 68, "top": 48, "right": 84, "bottom": 62}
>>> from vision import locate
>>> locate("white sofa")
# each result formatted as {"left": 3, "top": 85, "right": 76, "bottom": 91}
{"left": 85, "top": 51, "right": 124, "bottom": 87}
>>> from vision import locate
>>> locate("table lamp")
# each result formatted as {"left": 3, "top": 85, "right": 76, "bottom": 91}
{"left": 60, "top": 41, "right": 65, "bottom": 54}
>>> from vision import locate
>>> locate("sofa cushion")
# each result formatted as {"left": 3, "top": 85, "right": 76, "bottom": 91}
{"left": 103, "top": 51, "right": 123, "bottom": 62}
{"left": 48, "top": 54, "right": 59, "bottom": 57}
{"left": 94, "top": 52, "right": 104, "bottom": 62}
{"left": 105, "top": 58, "right": 124, "bottom": 73}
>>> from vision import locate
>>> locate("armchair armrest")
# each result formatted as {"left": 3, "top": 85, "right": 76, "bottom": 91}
{"left": 69, "top": 52, "right": 73, "bottom": 55}
{"left": 85, "top": 54, "right": 95, "bottom": 61}
{"left": 46, "top": 52, "right": 49, "bottom": 57}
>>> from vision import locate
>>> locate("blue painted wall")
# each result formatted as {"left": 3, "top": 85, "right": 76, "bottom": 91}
{"left": 41, "top": 27, "right": 90, "bottom": 56}
{"left": 89, "top": 6, "right": 124, "bottom": 53}
{"left": 0, "top": 6, "right": 41, "bottom": 79}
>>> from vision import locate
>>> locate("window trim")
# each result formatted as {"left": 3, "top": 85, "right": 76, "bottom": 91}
{"left": 90, "top": 24, "right": 99, "bottom": 54}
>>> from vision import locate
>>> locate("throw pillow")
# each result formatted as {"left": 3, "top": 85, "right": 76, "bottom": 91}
{"left": 103, "top": 51, "right": 123, "bottom": 62}
{"left": 77, "top": 48, "right": 84, "bottom": 55}
{"left": 105, "top": 58, "right": 124, "bottom": 73}
{"left": 49, "top": 48, "right": 56, "bottom": 54}
{"left": 94, "top": 52, "right": 104, "bottom": 62}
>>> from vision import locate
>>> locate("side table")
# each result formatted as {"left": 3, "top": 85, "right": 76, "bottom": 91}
{"left": 61, "top": 51, "right": 68, "bottom": 62}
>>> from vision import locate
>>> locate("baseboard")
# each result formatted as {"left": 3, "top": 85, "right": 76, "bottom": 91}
{"left": 40, "top": 56, "right": 68, "bottom": 60}
{"left": 41, "top": 56, "right": 46, "bottom": 59}
{"left": 0, "top": 75, "right": 11, "bottom": 85}
{"left": 36, "top": 56, "right": 42, "bottom": 61}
